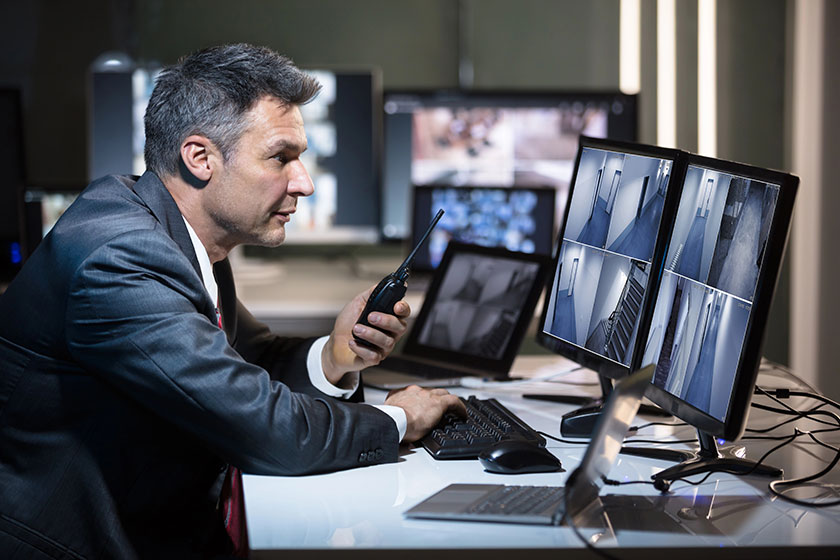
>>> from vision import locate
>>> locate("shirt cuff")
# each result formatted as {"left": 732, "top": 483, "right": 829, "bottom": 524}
{"left": 373, "top": 404, "right": 408, "bottom": 442}
{"left": 306, "top": 336, "right": 359, "bottom": 398}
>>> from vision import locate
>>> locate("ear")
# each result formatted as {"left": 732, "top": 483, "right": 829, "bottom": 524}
{"left": 180, "top": 135, "right": 218, "bottom": 182}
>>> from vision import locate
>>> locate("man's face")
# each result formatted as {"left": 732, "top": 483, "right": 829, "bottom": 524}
{"left": 204, "top": 96, "right": 314, "bottom": 248}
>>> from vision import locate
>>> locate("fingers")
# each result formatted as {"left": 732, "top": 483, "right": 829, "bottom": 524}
{"left": 444, "top": 392, "right": 468, "bottom": 418}
{"left": 383, "top": 385, "right": 464, "bottom": 442}
{"left": 352, "top": 304, "right": 408, "bottom": 357}
{"left": 351, "top": 323, "right": 395, "bottom": 355}
{"left": 393, "top": 300, "right": 411, "bottom": 318}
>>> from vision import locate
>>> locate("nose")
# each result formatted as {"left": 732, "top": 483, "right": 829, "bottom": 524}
{"left": 288, "top": 159, "right": 315, "bottom": 197}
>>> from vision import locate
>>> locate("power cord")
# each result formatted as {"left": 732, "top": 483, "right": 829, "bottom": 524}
{"left": 751, "top": 386, "right": 840, "bottom": 507}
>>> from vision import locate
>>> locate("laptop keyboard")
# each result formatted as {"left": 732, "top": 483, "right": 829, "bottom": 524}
{"left": 466, "top": 485, "right": 565, "bottom": 517}
{"left": 420, "top": 396, "right": 545, "bottom": 459}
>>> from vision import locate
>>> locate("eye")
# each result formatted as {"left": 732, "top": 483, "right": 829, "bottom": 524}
{"left": 273, "top": 153, "right": 289, "bottom": 165}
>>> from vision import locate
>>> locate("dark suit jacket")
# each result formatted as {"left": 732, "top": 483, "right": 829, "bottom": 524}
{"left": 0, "top": 172, "right": 399, "bottom": 559}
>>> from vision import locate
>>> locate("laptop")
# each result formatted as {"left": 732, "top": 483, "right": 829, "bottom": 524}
{"left": 363, "top": 241, "right": 550, "bottom": 390}
{"left": 403, "top": 364, "right": 654, "bottom": 526}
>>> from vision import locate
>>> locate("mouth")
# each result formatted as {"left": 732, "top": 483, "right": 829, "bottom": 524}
{"left": 271, "top": 208, "right": 295, "bottom": 223}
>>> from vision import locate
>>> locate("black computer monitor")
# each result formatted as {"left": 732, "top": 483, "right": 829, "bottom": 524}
{"left": 381, "top": 90, "right": 637, "bottom": 241}
{"left": 21, "top": 190, "right": 81, "bottom": 248}
{"left": 108, "top": 66, "right": 383, "bottom": 249}
{"left": 536, "top": 137, "right": 684, "bottom": 436}
{"left": 278, "top": 68, "right": 382, "bottom": 245}
{"left": 409, "top": 185, "right": 556, "bottom": 272}
{"left": 0, "top": 88, "right": 26, "bottom": 283}
{"left": 639, "top": 154, "right": 798, "bottom": 482}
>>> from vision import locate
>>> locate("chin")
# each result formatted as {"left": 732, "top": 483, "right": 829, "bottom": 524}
{"left": 261, "top": 230, "right": 287, "bottom": 247}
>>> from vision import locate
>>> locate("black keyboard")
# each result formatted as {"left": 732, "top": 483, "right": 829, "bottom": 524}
{"left": 420, "top": 396, "right": 545, "bottom": 459}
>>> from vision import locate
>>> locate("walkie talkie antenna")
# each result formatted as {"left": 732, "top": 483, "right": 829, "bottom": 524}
{"left": 397, "top": 208, "right": 445, "bottom": 280}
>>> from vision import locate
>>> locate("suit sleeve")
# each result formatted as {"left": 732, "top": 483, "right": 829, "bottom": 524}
{"left": 64, "top": 229, "right": 399, "bottom": 475}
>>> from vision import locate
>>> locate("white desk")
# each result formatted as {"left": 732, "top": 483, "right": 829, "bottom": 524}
{"left": 243, "top": 358, "right": 840, "bottom": 559}
{"left": 233, "top": 253, "right": 420, "bottom": 336}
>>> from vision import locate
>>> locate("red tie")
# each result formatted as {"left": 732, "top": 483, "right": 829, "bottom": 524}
{"left": 216, "top": 304, "right": 249, "bottom": 557}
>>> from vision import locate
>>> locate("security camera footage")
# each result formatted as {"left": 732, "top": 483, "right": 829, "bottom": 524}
{"left": 543, "top": 147, "right": 674, "bottom": 367}
{"left": 412, "top": 186, "right": 555, "bottom": 270}
{"left": 410, "top": 105, "right": 603, "bottom": 190}
{"left": 417, "top": 253, "right": 541, "bottom": 360}
{"left": 643, "top": 166, "right": 780, "bottom": 421}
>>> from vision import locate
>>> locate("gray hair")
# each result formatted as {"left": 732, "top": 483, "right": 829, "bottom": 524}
{"left": 143, "top": 43, "right": 321, "bottom": 176}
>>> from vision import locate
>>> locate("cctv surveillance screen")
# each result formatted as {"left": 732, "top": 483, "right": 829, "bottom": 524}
{"left": 542, "top": 147, "right": 674, "bottom": 367}
{"left": 642, "top": 166, "right": 780, "bottom": 421}
{"left": 415, "top": 251, "right": 542, "bottom": 361}
{"left": 411, "top": 185, "right": 555, "bottom": 270}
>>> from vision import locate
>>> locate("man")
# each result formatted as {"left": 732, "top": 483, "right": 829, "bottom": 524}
{"left": 0, "top": 44, "right": 464, "bottom": 559}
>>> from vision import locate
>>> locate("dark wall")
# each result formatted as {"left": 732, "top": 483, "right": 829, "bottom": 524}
{"left": 1, "top": 0, "right": 627, "bottom": 187}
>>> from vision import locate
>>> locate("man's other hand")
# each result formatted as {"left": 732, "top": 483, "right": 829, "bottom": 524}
{"left": 384, "top": 385, "right": 466, "bottom": 443}
{"left": 322, "top": 285, "right": 410, "bottom": 384}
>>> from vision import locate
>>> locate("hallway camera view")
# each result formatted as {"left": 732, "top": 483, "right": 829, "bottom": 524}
{"left": 543, "top": 147, "right": 674, "bottom": 366}
{"left": 644, "top": 167, "right": 780, "bottom": 421}
{"left": 417, "top": 253, "right": 541, "bottom": 360}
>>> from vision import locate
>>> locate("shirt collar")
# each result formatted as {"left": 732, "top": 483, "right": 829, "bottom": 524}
{"left": 181, "top": 216, "right": 218, "bottom": 304}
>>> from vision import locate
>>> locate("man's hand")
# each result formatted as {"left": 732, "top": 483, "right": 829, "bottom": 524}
{"left": 322, "top": 285, "right": 410, "bottom": 385}
{"left": 384, "top": 385, "right": 467, "bottom": 443}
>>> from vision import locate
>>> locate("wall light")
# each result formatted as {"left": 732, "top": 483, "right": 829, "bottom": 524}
{"left": 620, "top": 0, "right": 641, "bottom": 95}
{"left": 657, "top": 0, "right": 677, "bottom": 147}
{"left": 697, "top": 0, "right": 717, "bottom": 157}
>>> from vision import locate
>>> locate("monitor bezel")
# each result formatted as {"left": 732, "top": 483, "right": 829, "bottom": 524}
{"left": 642, "top": 154, "right": 798, "bottom": 442}
{"left": 409, "top": 184, "right": 557, "bottom": 273}
{"left": 401, "top": 241, "right": 551, "bottom": 377}
{"left": 535, "top": 136, "right": 686, "bottom": 381}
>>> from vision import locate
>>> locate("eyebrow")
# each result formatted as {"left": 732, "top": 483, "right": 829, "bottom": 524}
{"left": 268, "top": 139, "right": 307, "bottom": 156}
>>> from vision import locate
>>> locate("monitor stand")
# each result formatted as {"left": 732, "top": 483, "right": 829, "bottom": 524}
{"left": 650, "top": 430, "right": 782, "bottom": 483}
{"left": 550, "top": 376, "right": 694, "bottom": 463}
{"left": 558, "top": 375, "right": 671, "bottom": 437}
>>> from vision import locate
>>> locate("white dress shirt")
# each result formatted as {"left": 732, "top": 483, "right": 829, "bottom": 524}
{"left": 181, "top": 217, "right": 407, "bottom": 442}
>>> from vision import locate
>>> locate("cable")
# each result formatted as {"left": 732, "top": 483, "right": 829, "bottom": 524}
{"left": 768, "top": 428, "right": 840, "bottom": 508}
{"left": 538, "top": 430, "right": 590, "bottom": 446}
{"left": 753, "top": 387, "right": 840, "bottom": 429}
{"left": 755, "top": 386, "right": 840, "bottom": 414}
{"left": 745, "top": 402, "right": 829, "bottom": 434}
{"left": 622, "top": 437, "right": 698, "bottom": 445}
{"left": 631, "top": 420, "right": 689, "bottom": 431}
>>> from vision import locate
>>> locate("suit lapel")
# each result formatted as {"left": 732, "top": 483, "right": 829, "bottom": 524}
{"left": 131, "top": 171, "right": 203, "bottom": 281}
{"left": 132, "top": 171, "right": 235, "bottom": 343}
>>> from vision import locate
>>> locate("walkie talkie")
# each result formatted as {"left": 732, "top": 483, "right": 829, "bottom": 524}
{"left": 353, "top": 209, "right": 445, "bottom": 349}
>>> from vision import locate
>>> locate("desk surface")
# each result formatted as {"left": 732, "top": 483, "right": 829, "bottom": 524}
{"left": 244, "top": 357, "right": 840, "bottom": 559}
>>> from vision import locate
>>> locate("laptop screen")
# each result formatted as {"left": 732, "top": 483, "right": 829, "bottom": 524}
{"left": 401, "top": 242, "right": 550, "bottom": 377}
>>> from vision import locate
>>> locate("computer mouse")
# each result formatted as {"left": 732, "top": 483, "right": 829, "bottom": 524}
{"left": 478, "top": 440, "right": 563, "bottom": 474}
